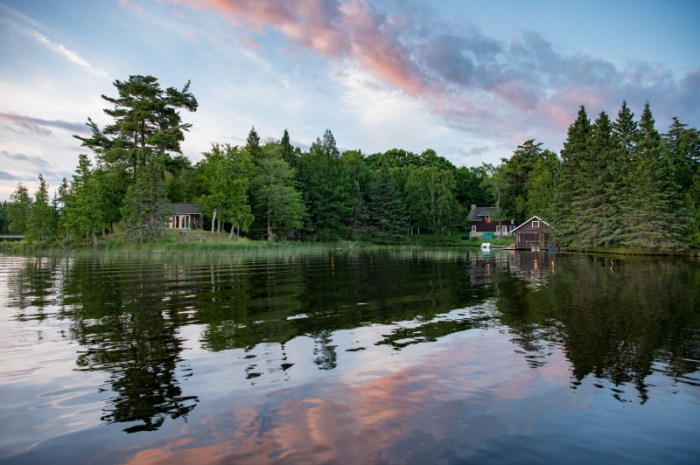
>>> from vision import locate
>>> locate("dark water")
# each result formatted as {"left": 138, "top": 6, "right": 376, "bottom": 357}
{"left": 0, "top": 250, "right": 698, "bottom": 465}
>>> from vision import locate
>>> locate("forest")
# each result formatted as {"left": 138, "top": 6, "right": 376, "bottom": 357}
{"left": 1, "top": 75, "right": 699, "bottom": 252}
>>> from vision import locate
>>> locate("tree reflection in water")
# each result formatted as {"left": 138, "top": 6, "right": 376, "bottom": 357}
{"left": 5, "top": 250, "right": 699, "bottom": 436}
{"left": 10, "top": 258, "right": 199, "bottom": 432}
{"left": 497, "top": 253, "right": 700, "bottom": 403}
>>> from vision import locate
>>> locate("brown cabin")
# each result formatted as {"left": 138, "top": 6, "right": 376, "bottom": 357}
{"left": 512, "top": 216, "right": 555, "bottom": 251}
{"left": 467, "top": 205, "right": 515, "bottom": 238}
{"left": 167, "top": 203, "right": 204, "bottom": 230}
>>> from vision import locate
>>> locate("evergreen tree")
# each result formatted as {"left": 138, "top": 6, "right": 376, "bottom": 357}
{"left": 298, "top": 129, "right": 353, "bottom": 240}
{"left": 612, "top": 101, "right": 638, "bottom": 162}
{"left": 664, "top": 117, "right": 699, "bottom": 192}
{"left": 246, "top": 126, "right": 262, "bottom": 161}
{"left": 342, "top": 150, "right": 371, "bottom": 240}
{"left": 553, "top": 106, "right": 591, "bottom": 248}
{"left": 664, "top": 118, "right": 700, "bottom": 245}
{"left": 122, "top": 155, "right": 170, "bottom": 242}
{"left": 579, "top": 111, "right": 620, "bottom": 247}
{"left": 75, "top": 75, "right": 197, "bottom": 236}
{"left": 368, "top": 162, "right": 408, "bottom": 244}
{"left": 62, "top": 154, "right": 106, "bottom": 247}
{"left": 622, "top": 103, "right": 688, "bottom": 251}
{"left": 5, "top": 183, "right": 32, "bottom": 234}
{"left": 0, "top": 201, "right": 9, "bottom": 234}
{"left": 280, "top": 129, "right": 293, "bottom": 163}
{"left": 76, "top": 75, "right": 197, "bottom": 178}
{"left": 26, "top": 175, "right": 55, "bottom": 242}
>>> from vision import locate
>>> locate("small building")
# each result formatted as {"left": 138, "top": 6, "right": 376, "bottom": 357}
{"left": 167, "top": 203, "right": 203, "bottom": 230}
{"left": 512, "top": 216, "right": 555, "bottom": 251}
{"left": 467, "top": 205, "right": 515, "bottom": 238}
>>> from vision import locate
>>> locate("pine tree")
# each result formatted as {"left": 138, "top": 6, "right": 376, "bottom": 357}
{"left": 62, "top": 154, "right": 106, "bottom": 247}
{"left": 122, "top": 155, "right": 170, "bottom": 242}
{"left": 74, "top": 75, "right": 197, "bottom": 235}
{"left": 369, "top": 163, "right": 408, "bottom": 244}
{"left": 664, "top": 119, "right": 700, "bottom": 245}
{"left": 298, "top": 129, "right": 353, "bottom": 240}
{"left": 26, "top": 175, "right": 55, "bottom": 242}
{"left": 246, "top": 126, "right": 262, "bottom": 161}
{"left": 5, "top": 183, "right": 32, "bottom": 234}
{"left": 280, "top": 129, "right": 293, "bottom": 163}
{"left": 581, "top": 111, "right": 620, "bottom": 247}
{"left": 553, "top": 106, "right": 591, "bottom": 248}
{"left": 622, "top": 103, "right": 688, "bottom": 251}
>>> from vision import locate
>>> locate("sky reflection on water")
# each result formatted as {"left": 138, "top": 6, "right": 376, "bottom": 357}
{"left": 0, "top": 251, "right": 698, "bottom": 464}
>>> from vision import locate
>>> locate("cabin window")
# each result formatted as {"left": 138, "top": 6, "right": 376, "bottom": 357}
{"left": 532, "top": 220, "right": 540, "bottom": 228}
{"left": 495, "top": 225, "right": 500, "bottom": 232}
{"left": 471, "top": 225, "right": 476, "bottom": 232}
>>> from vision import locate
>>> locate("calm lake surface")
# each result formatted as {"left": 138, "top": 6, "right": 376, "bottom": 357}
{"left": 0, "top": 249, "right": 698, "bottom": 465}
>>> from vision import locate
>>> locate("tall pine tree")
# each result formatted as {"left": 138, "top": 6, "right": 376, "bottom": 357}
{"left": 622, "top": 103, "right": 688, "bottom": 251}
{"left": 369, "top": 162, "right": 408, "bottom": 244}
{"left": 553, "top": 106, "right": 591, "bottom": 248}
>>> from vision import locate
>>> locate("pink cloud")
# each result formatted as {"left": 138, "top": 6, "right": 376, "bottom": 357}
{"left": 168, "top": 0, "right": 426, "bottom": 95}
{"left": 164, "top": 1, "right": 700, "bottom": 154}
{"left": 118, "top": 0, "right": 144, "bottom": 14}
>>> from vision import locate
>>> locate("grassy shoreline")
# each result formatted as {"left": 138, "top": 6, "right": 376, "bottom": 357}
{"left": 1, "top": 230, "right": 697, "bottom": 257}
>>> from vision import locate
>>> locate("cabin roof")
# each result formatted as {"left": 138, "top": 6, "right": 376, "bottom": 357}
{"left": 169, "top": 203, "right": 203, "bottom": 215}
{"left": 468, "top": 206, "right": 499, "bottom": 221}
{"left": 512, "top": 215, "right": 550, "bottom": 233}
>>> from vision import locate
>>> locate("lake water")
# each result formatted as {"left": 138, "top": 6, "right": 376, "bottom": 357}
{"left": 0, "top": 250, "right": 698, "bottom": 465}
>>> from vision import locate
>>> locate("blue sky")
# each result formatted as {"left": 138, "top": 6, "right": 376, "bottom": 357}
{"left": 1, "top": 0, "right": 698, "bottom": 199}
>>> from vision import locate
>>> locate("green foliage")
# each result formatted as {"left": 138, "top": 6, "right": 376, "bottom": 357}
{"left": 61, "top": 155, "right": 105, "bottom": 246}
{"left": 405, "top": 166, "right": 462, "bottom": 235}
{"left": 13, "top": 74, "right": 699, "bottom": 252}
{"left": 297, "top": 129, "right": 354, "bottom": 240}
{"left": 197, "top": 144, "right": 254, "bottom": 236}
{"left": 73, "top": 75, "right": 198, "bottom": 236}
{"left": 26, "top": 175, "right": 56, "bottom": 243}
{"left": 122, "top": 155, "right": 170, "bottom": 242}
{"left": 0, "top": 201, "right": 9, "bottom": 234}
{"left": 252, "top": 153, "right": 306, "bottom": 241}
{"left": 497, "top": 140, "right": 558, "bottom": 223}
{"left": 553, "top": 106, "right": 592, "bottom": 247}
{"left": 368, "top": 163, "right": 408, "bottom": 244}
{"left": 550, "top": 102, "right": 696, "bottom": 252}
{"left": 5, "top": 183, "right": 32, "bottom": 234}
{"left": 454, "top": 165, "right": 493, "bottom": 208}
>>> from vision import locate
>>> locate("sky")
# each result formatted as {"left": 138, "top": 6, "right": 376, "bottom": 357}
{"left": 1, "top": 0, "right": 699, "bottom": 200}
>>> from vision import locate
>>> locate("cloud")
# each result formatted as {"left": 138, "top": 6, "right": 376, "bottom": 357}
{"left": 0, "top": 113, "right": 88, "bottom": 137}
{"left": 118, "top": 0, "right": 145, "bottom": 14}
{"left": 0, "top": 171, "right": 22, "bottom": 181}
{"left": 0, "top": 4, "right": 108, "bottom": 78}
{"left": 0, "top": 150, "right": 52, "bottom": 172}
{"left": 167, "top": 0, "right": 699, "bottom": 152}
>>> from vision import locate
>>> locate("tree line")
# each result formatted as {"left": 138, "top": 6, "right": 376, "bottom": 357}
{"left": 2, "top": 75, "right": 698, "bottom": 251}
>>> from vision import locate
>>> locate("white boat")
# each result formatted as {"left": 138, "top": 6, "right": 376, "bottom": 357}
{"left": 480, "top": 242, "right": 491, "bottom": 250}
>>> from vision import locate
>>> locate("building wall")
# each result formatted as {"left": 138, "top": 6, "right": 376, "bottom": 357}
{"left": 469, "top": 220, "right": 513, "bottom": 238}
{"left": 167, "top": 214, "right": 203, "bottom": 230}
{"left": 514, "top": 222, "right": 553, "bottom": 250}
